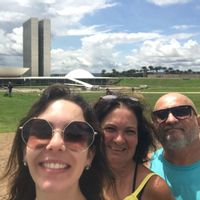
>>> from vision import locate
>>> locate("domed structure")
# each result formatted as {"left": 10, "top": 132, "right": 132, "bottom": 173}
{"left": 0, "top": 67, "right": 29, "bottom": 77}
{"left": 65, "top": 69, "right": 94, "bottom": 79}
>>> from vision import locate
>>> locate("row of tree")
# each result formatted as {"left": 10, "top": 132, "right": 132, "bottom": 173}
{"left": 99, "top": 66, "right": 197, "bottom": 77}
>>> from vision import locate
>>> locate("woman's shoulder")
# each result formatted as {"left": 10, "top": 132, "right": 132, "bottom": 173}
{"left": 137, "top": 164, "right": 174, "bottom": 200}
{"left": 143, "top": 173, "right": 174, "bottom": 200}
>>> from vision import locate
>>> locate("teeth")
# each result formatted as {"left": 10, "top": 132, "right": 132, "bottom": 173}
{"left": 110, "top": 146, "right": 125, "bottom": 151}
{"left": 42, "top": 162, "right": 67, "bottom": 169}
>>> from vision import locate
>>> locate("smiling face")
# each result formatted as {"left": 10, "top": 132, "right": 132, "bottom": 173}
{"left": 153, "top": 93, "right": 200, "bottom": 150}
{"left": 101, "top": 105, "right": 138, "bottom": 168}
{"left": 24, "top": 99, "right": 94, "bottom": 195}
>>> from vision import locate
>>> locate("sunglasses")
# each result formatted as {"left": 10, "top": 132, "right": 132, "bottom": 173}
{"left": 20, "top": 118, "right": 97, "bottom": 152}
{"left": 100, "top": 95, "right": 139, "bottom": 102}
{"left": 152, "top": 105, "right": 196, "bottom": 123}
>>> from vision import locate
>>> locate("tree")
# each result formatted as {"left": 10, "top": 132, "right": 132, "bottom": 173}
{"left": 112, "top": 69, "right": 118, "bottom": 77}
{"left": 141, "top": 66, "right": 148, "bottom": 77}
{"left": 148, "top": 65, "right": 154, "bottom": 72}
{"left": 101, "top": 69, "right": 106, "bottom": 76}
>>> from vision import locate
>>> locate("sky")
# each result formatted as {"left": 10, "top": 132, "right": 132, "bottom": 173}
{"left": 1, "top": 0, "right": 200, "bottom": 74}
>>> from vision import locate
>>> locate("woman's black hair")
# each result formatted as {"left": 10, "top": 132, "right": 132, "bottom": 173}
{"left": 94, "top": 94, "right": 156, "bottom": 163}
{"left": 1, "top": 84, "right": 114, "bottom": 200}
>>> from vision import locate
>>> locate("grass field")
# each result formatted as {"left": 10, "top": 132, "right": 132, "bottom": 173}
{"left": 118, "top": 77, "right": 200, "bottom": 92}
{"left": 1, "top": 77, "right": 200, "bottom": 133}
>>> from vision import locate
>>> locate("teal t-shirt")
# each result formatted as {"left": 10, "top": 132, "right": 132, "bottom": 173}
{"left": 150, "top": 148, "right": 200, "bottom": 200}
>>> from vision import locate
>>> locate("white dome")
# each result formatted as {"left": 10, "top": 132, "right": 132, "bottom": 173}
{"left": 65, "top": 69, "right": 94, "bottom": 78}
{"left": 0, "top": 67, "right": 29, "bottom": 77}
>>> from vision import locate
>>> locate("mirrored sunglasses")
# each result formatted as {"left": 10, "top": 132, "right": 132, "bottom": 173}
{"left": 152, "top": 105, "right": 196, "bottom": 124}
{"left": 20, "top": 118, "right": 97, "bottom": 152}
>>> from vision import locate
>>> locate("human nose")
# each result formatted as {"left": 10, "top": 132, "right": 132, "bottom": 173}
{"left": 46, "top": 129, "right": 66, "bottom": 151}
{"left": 113, "top": 132, "right": 126, "bottom": 144}
{"left": 165, "top": 112, "right": 178, "bottom": 124}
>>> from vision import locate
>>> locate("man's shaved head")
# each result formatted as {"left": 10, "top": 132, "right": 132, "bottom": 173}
{"left": 154, "top": 92, "right": 197, "bottom": 114}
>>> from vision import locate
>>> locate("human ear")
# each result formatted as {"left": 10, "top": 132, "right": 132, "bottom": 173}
{"left": 87, "top": 148, "right": 95, "bottom": 166}
{"left": 196, "top": 115, "right": 200, "bottom": 128}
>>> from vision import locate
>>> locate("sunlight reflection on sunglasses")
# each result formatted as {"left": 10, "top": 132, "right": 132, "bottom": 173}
{"left": 100, "top": 95, "right": 139, "bottom": 102}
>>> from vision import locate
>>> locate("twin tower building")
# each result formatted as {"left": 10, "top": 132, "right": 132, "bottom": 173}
{"left": 23, "top": 18, "right": 51, "bottom": 76}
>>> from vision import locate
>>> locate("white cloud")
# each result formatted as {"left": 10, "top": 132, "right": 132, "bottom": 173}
{"left": 49, "top": 1, "right": 118, "bottom": 36}
{"left": 0, "top": 12, "right": 26, "bottom": 22}
{"left": 125, "top": 38, "right": 200, "bottom": 71}
{"left": 57, "top": 25, "right": 109, "bottom": 36}
{"left": 50, "top": 31, "right": 200, "bottom": 73}
{"left": 52, "top": 1, "right": 116, "bottom": 17}
{"left": 147, "top": 0, "right": 192, "bottom": 6}
{"left": 0, "top": 0, "right": 118, "bottom": 35}
{"left": 81, "top": 32, "right": 161, "bottom": 48}
{"left": 51, "top": 48, "right": 92, "bottom": 74}
{"left": 167, "top": 33, "right": 197, "bottom": 40}
{"left": 1, "top": 0, "right": 200, "bottom": 72}
{"left": 172, "top": 24, "right": 197, "bottom": 30}
{"left": 0, "top": 26, "right": 22, "bottom": 67}
{"left": 0, "top": 0, "right": 118, "bottom": 68}
{"left": 0, "top": 27, "right": 22, "bottom": 55}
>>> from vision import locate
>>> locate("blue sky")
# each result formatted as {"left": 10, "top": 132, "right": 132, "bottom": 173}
{"left": 1, "top": 0, "right": 200, "bottom": 74}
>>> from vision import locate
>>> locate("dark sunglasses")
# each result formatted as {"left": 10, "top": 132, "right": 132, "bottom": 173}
{"left": 100, "top": 94, "right": 139, "bottom": 102}
{"left": 20, "top": 118, "right": 97, "bottom": 152}
{"left": 152, "top": 105, "right": 197, "bottom": 123}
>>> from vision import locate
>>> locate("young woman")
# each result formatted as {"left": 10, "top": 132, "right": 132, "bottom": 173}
{"left": 1, "top": 84, "right": 114, "bottom": 200}
{"left": 94, "top": 94, "right": 174, "bottom": 200}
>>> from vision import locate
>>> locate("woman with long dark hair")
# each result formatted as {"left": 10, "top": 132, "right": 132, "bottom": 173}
{"left": 94, "top": 94, "right": 174, "bottom": 200}
{"left": 1, "top": 84, "right": 114, "bottom": 200}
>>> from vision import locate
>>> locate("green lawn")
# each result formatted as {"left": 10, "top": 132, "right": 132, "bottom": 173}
{"left": 118, "top": 77, "right": 200, "bottom": 92}
{"left": 0, "top": 91, "right": 105, "bottom": 133}
{"left": 1, "top": 77, "right": 200, "bottom": 133}
{"left": 0, "top": 92, "right": 39, "bottom": 132}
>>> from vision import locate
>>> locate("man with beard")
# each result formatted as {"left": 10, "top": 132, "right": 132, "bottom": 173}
{"left": 150, "top": 92, "right": 200, "bottom": 200}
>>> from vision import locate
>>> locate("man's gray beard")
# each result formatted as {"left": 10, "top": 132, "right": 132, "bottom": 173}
{"left": 157, "top": 131, "right": 199, "bottom": 150}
